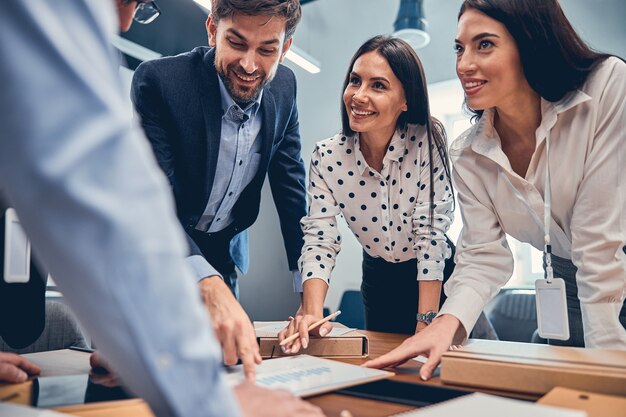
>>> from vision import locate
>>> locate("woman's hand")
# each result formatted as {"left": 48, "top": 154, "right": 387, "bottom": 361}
{"left": 278, "top": 305, "right": 332, "bottom": 354}
{"left": 365, "top": 314, "right": 462, "bottom": 380}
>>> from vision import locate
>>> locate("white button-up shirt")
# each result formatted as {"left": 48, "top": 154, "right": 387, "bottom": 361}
{"left": 299, "top": 124, "right": 454, "bottom": 285}
{"left": 440, "top": 57, "right": 626, "bottom": 349}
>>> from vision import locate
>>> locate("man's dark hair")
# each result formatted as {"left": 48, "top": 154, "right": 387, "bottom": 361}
{"left": 211, "top": 0, "right": 302, "bottom": 39}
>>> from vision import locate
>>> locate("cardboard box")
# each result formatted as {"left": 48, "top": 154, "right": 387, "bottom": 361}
{"left": 55, "top": 399, "right": 154, "bottom": 417}
{"left": 539, "top": 387, "right": 626, "bottom": 417}
{"left": 440, "top": 339, "right": 626, "bottom": 396}
{"left": 255, "top": 321, "right": 369, "bottom": 358}
{"left": 0, "top": 381, "right": 33, "bottom": 406}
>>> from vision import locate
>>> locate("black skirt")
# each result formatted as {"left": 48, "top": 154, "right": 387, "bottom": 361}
{"left": 361, "top": 236, "right": 456, "bottom": 335}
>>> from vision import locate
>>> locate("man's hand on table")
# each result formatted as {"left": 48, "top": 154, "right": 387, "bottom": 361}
{"left": 0, "top": 352, "right": 40, "bottom": 383}
{"left": 199, "top": 276, "right": 261, "bottom": 381}
{"left": 89, "top": 351, "right": 121, "bottom": 387}
{"left": 234, "top": 381, "right": 326, "bottom": 417}
{"left": 364, "top": 314, "right": 462, "bottom": 380}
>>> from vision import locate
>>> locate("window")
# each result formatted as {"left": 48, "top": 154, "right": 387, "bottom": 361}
{"left": 429, "top": 79, "right": 540, "bottom": 288}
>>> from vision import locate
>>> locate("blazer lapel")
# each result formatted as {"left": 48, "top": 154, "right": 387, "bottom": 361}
{"left": 257, "top": 86, "right": 276, "bottom": 176}
{"left": 199, "top": 48, "right": 223, "bottom": 207}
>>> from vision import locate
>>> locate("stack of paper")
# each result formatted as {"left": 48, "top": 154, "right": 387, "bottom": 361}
{"left": 254, "top": 321, "right": 369, "bottom": 358}
{"left": 388, "top": 393, "right": 586, "bottom": 416}
{"left": 223, "top": 354, "right": 392, "bottom": 397}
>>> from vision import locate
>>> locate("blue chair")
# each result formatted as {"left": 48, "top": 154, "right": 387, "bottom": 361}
{"left": 324, "top": 290, "right": 366, "bottom": 329}
{"left": 486, "top": 290, "right": 538, "bottom": 343}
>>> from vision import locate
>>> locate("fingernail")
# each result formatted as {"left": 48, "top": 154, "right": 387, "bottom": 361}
{"left": 281, "top": 345, "right": 287, "bottom": 353}
{"left": 302, "top": 338, "right": 308, "bottom": 349}
{"left": 16, "top": 371, "right": 27, "bottom": 382}
{"left": 319, "top": 328, "right": 328, "bottom": 337}
{"left": 420, "top": 374, "right": 428, "bottom": 381}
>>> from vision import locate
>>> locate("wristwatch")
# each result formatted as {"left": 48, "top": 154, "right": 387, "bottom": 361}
{"left": 416, "top": 311, "right": 438, "bottom": 325}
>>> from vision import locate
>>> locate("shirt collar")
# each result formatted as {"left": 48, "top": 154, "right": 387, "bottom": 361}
{"left": 353, "top": 128, "right": 408, "bottom": 176}
{"left": 471, "top": 87, "right": 592, "bottom": 156}
{"left": 537, "top": 88, "right": 592, "bottom": 141}
{"left": 218, "top": 76, "right": 263, "bottom": 121}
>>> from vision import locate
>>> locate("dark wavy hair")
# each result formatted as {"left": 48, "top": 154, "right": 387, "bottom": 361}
{"left": 459, "top": 0, "right": 614, "bottom": 117}
{"left": 340, "top": 35, "right": 453, "bottom": 222}
{"left": 211, "top": 0, "right": 302, "bottom": 39}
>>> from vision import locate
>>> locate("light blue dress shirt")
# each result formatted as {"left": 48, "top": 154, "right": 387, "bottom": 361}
{"left": 196, "top": 78, "right": 263, "bottom": 233}
{"left": 187, "top": 79, "right": 303, "bottom": 291}
{"left": 0, "top": 1, "right": 240, "bottom": 416}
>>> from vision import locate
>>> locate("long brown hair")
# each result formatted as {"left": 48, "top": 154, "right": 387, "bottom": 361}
{"left": 459, "top": 0, "right": 616, "bottom": 117}
{"left": 341, "top": 35, "right": 453, "bottom": 222}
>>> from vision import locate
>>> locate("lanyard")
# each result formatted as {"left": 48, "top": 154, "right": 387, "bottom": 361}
{"left": 543, "top": 133, "right": 554, "bottom": 283}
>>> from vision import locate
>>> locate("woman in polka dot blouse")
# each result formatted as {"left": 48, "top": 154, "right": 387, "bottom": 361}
{"left": 279, "top": 35, "right": 456, "bottom": 353}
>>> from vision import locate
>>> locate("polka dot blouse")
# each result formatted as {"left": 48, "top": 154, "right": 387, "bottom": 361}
{"left": 299, "top": 124, "right": 454, "bottom": 286}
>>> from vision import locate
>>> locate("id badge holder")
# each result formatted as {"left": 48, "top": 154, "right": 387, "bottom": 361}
{"left": 535, "top": 277, "right": 570, "bottom": 340}
{"left": 4, "top": 208, "right": 31, "bottom": 283}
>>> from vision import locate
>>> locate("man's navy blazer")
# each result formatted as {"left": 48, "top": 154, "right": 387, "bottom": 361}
{"left": 131, "top": 47, "right": 306, "bottom": 274}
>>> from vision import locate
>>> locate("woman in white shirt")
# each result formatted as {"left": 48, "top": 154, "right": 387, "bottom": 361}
{"left": 279, "top": 35, "right": 459, "bottom": 353}
{"left": 366, "top": 0, "right": 626, "bottom": 379}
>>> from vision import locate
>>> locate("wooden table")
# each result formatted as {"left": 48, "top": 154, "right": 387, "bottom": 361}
{"left": 12, "top": 332, "right": 541, "bottom": 417}
{"left": 306, "top": 331, "right": 540, "bottom": 417}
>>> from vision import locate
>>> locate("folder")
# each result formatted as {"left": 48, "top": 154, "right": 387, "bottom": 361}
{"left": 539, "top": 387, "right": 626, "bottom": 417}
{"left": 440, "top": 339, "right": 626, "bottom": 396}
{"left": 254, "top": 321, "right": 369, "bottom": 358}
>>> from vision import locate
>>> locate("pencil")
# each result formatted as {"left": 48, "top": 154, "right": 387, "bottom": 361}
{"left": 279, "top": 310, "right": 341, "bottom": 346}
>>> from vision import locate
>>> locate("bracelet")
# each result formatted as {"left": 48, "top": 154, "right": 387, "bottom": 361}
{"left": 416, "top": 310, "right": 437, "bottom": 325}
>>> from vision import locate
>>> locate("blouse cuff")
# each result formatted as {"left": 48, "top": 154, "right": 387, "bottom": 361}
{"left": 438, "top": 286, "right": 487, "bottom": 343}
{"left": 300, "top": 260, "right": 331, "bottom": 286}
{"left": 580, "top": 301, "right": 626, "bottom": 349}
{"left": 416, "top": 260, "right": 445, "bottom": 281}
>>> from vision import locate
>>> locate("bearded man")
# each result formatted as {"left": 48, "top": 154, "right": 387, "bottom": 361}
{"left": 131, "top": 0, "right": 307, "bottom": 377}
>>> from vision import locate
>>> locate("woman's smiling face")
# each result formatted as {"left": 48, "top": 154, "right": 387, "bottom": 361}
{"left": 455, "top": 7, "right": 531, "bottom": 111}
{"left": 343, "top": 51, "right": 407, "bottom": 138}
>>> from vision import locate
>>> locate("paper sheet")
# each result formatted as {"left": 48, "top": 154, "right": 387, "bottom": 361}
{"left": 255, "top": 321, "right": 355, "bottom": 336}
{"left": 223, "top": 354, "right": 392, "bottom": 397}
{"left": 388, "top": 393, "right": 587, "bottom": 417}
{"left": 0, "top": 403, "right": 70, "bottom": 417}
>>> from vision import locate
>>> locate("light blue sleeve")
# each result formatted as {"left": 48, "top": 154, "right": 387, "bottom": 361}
{"left": 0, "top": 1, "right": 240, "bottom": 416}
{"left": 293, "top": 269, "right": 303, "bottom": 293}
{"left": 188, "top": 255, "right": 224, "bottom": 281}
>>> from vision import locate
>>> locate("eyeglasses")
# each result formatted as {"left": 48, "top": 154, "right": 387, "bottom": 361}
{"left": 133, "top": 0, "right": 161, "bottom": 25}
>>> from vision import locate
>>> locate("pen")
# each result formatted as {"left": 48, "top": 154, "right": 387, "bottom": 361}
{"left": 279, "top": 310, "right": 341, "bottom": 346}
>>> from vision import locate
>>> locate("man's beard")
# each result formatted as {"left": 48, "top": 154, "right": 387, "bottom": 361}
{"left": 216, "top": 62, "right": 270, "bottom": 107}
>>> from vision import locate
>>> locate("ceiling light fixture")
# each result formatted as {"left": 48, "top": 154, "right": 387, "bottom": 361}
{"left": 192, "top": 0, "right": 321, "bottom": 74}
{"left": 285, "top": 45, "right": 321, "bottom": 74}
{"left": 393, "top": 0, "right": 430, "bottom": 50}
